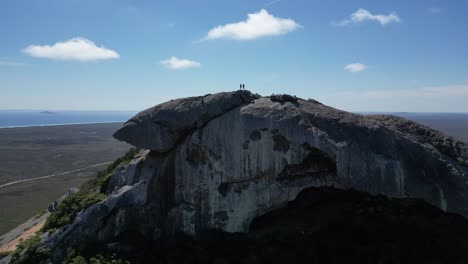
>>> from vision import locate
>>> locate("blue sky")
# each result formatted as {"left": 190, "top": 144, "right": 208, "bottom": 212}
{"left": 1, "top": 0, "right": 467, "bottom": 112}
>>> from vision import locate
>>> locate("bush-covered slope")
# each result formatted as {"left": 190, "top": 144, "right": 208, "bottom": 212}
{"left": 27, "top": 187, "right": 468, "bottom": 264}
{"left": 7, "top": 149, "right": 138, "bottom": 264}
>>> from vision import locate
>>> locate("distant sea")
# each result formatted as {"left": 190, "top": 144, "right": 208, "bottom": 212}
{"left": 0, "top": 110, "right": 137, "bottom": 128}
{"left": 1, "top": 110, "right": 467, "bottom": 142}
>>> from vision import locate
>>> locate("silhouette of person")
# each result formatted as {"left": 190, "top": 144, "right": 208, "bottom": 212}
{"left": 240, "top": 84, "right": 242, "bottom": 90}
{"left": 243, "top": 84, "right": 245, "bottom": 90}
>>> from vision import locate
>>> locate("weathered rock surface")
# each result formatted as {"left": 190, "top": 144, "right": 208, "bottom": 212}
{"left": 113, "top": 90, "right": 259, "bottom": 152}
{"left": 125, "top": 187, "right": 468, "bottom": 264}
{"left": 42, "top": 187, "right": 468, "bottom": 264}
{"left": 41, "top": 91, "right": 468, "bottom": 261}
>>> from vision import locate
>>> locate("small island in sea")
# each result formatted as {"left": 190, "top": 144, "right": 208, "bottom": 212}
{"left": 39, "top": 111, "right": 56, "bottom": 114}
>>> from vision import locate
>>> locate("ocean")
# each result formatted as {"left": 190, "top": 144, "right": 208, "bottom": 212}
{"left": 0, "top": 110, "right": 137, "bottom": 128}
{"left": 0, "top": 110, "right": 466, "bottom": 143}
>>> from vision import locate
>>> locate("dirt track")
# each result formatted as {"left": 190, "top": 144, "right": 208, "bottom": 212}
{"left": 0, "top": 218, "right": 46, "bottom": 253}
{"left": 0, "top": 162, "right": 112, "bottom": 189}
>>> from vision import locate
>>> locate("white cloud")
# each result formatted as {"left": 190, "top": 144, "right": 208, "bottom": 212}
{"left": 161, "top": 57, "right": 202, "bottom": 70}
{"left": 334, "top": 8, "right": 401, "bottom": 26}
{"left": 202, "top": 9, "right": 300, "bottom": 41}
{"left": 344, "top": 63, "right": 366, "bottom": 73}
{"left": 0, "top": 61, "right": 24, "bottom": 66}
{"left": 22, "top": 37, "right": 120, "bottom": 61}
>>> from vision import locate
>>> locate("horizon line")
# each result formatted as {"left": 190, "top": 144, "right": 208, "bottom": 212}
{"left": 1, "top": 109, "right": 468, "bottom": 114}
{"left": 0, "top": 109, "right": 140, "bottom": 112}
{"left": 0, "top": 121, "right": 126, "bottom": 129}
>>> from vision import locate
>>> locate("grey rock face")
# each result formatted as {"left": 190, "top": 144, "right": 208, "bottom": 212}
{"left": 113, "top": 90, "right": 259, "bottom": 152}
{"left": 47, "top": 188, "right": 78, "bottom": 213}
{"left": 44, "top": 91, "right": 468, "bottom": 261}
{"left": 0, "top": 255, "right": 11, "bottom": 264}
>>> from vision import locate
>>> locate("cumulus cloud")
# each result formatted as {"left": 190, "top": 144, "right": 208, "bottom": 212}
{"left": 22, "top": 37, "right": 120, "bottom": 61}
{"left": 344, "top": 63, "right": 366, "bottom": 73}
{"left": 334, "top": 8, "right": 401, "bottom": 26}
{"left": 202, "top": 9, "right": 300, "bottom": 41}
{"left": 160, "top": 57, "right": 202, "bottom": 70}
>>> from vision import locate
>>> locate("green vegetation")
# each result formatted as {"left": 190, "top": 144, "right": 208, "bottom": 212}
{"left": 63, "top": 249, "right": 130, "bottom": 264}
{"left": 8, "top": 148, "right": 139, "bottom": 263}
{"left": 42, "top": 191, "right": 106, "bottom": 232}
{"left": 42, "top": 148, "right": 138, "bottom": 233}
{"left": 94, "top": 148, "right": 139, "bottom": 193}
{"left": 0, "top": 251, "right": 11, "bottom": 260}
{"left": 0, "top": 171, "right": 101, "bottom": 237}
{"left": 10, "top": 235, "right": 50, "bottom": 264}
{"left": 0, "top": 123, "right": 130, "bottom": 236}
{"left": 33, "top": 210, "right": 48, "bottom": 219}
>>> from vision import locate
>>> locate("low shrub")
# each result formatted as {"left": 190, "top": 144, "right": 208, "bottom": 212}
{"left": 269, "top": 94, "right": 298, "bottom": 104}
{"left": 10, "top": 148, "right": 140, "bottom": 263}
{"left": 43, "top": 148, "right": 139, "bottom": 232}
{"left": 63, "top": 249, "right": 130, "bottom": 264}
{"left": 42, "top": 191, "right": 106, "bottom": 232}
{"left": 0, "top": 251, "right": 11, "bottom": 260}
{"left": 33, "top": 210, "right": 47, "bottom": 219}
{"left": 10, "top": 235, "right": 50, "bottom": 264}
{"left": 94, "top": 148, "right": 139, "bottom": 193}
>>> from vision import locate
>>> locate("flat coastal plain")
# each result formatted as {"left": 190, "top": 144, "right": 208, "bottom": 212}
{"left": 0, "top": 123, "right": 130, "bottom": 236}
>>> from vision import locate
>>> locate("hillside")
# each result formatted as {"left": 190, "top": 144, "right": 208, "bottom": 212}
{"left": 4, "top": 91, "right": 468, "bottom": 264}
{"left": 0, "top": 123, "right": 130, "bottom": 237}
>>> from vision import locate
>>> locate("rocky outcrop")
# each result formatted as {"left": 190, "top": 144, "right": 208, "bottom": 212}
{"left": 47, "top": 188, "right": 78, "bottom": 213}
{"left": 42, "top": 187, "right": 468, "bottom": 264}
{"left": 113, "top": 91, "right": 259, "bottom": 152}
{"left": 41, "top": 91, "right": 468, "bottom": 261}
{"left": 115, "top": 187, "right": 468, "bottom": 264}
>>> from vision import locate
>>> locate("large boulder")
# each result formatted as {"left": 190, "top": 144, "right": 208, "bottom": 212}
{"left": 113, "top": 90, "right": 259, "bottom": 152}
{"left": 43, "top": 91, "right": 468, "bottom": 261}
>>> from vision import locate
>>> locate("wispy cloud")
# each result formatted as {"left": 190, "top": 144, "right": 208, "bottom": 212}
{"left": 344, "top": 63, "right": 366, "bottom": 73}
{"left": 333, "top": 8, "right": 401, "bottom": 27}
{"left": 318, "top": 82, "right": 468, "bottom": 112}
{"left": 160, "top": 57, "right": 202, "bottom": 70}
{"left": 201, "top": 9, "right": 300, "bottom": 41}
{"left": 22, "top": 37, "right": 120, "bottom": 61}
{"left": 362, "top": 83, "right": 468, "bottom": 98}
{"left": 265, "top": 0, "right": 281, "bottom": 6}
{"left": 0, "top": 61, "right": 25, "bottom": 67}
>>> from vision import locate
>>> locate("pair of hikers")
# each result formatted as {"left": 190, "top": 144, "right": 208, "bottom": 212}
{"left": 240, "top": 84, "right": 246, "bottom": 90}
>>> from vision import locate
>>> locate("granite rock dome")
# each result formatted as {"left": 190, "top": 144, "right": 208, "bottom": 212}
{"left": 40, "top": 90, "right": 468, "bottom": 261}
